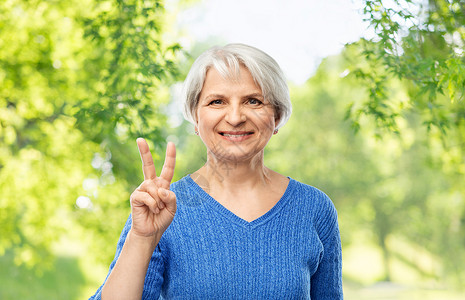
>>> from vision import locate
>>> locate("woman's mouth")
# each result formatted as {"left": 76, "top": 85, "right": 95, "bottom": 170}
{"left": 222, "top": 133, "right": 251, "bottom": 137}
{"left": 219, "top": 131, "right": 254, "bottom": 141}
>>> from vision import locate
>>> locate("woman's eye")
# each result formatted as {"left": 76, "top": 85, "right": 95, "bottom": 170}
{"left": 248, "top": 98, "right": 263, "bottom": 105}
{"left": 209, "top": 99, "right": 223, "bottom": 105}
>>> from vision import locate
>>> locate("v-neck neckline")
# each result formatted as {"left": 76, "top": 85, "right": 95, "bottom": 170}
{"left": 186, "top": 175, "right": 295, "bottom": 228}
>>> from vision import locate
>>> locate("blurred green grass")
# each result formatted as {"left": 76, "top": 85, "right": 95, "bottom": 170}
{"left": 344, "top": 282, "right": 465, "bottom": 300}
{"left": 0, "top": 251, "right": 86, "bottom": 299}
{"left": 0, "top": 234, "right": 107, "bottom": 299}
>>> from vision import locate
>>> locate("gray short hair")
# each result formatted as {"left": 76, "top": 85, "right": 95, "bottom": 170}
{"left": 182, "top": 43, "right": 292, "bottom": 129}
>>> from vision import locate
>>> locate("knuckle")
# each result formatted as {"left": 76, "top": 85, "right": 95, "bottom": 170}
{"left": 130, "top": 190, "right": 138, "bottom": 201}
{"left": 141, "top": 179, "right": 150, "bottom": 187}
{"left": 147, "top": 184, "right": 158, "bottom": 194}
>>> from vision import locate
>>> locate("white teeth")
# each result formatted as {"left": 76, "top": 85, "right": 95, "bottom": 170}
{"left": 223, "top": 133, "right": 250, "bottom": 137}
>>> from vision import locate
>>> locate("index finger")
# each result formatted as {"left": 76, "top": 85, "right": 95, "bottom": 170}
{"left": 137, "top": 138, "right": 157, "bottom": 180}
{"left": 160, "top": 141, "right": 176, "bottom": 183}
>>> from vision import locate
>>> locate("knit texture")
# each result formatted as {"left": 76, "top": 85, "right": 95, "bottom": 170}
{"left": 90, "top": 176, "right": 343, "bottom": 299}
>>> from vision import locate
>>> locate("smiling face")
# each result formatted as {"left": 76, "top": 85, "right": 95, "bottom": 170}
{"left": 196, "top": 65, "right": 278, "bottom": 163}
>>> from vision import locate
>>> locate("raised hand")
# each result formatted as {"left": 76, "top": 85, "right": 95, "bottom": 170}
{"left": 130, "top": 138, "right": 177, "bottom": 238}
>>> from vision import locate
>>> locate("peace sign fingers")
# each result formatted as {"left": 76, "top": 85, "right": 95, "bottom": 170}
{"left": 136, "top": 138, "right": 177, "bottom": 185}
{"left": 131, "top": 138, "right": 177, "bottom": 239}
{"left": 137, "top": 138, "right": 157, "bottom": 180}
{"left": 160, "top": 142, "right": 176, "bottom": 183}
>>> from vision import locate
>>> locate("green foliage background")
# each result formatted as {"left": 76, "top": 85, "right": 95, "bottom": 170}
{"left": 0, "top": 0, "right": 464, "bottom": 298}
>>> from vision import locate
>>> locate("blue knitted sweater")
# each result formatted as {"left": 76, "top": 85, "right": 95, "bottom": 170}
{"left": 90, "top": 176, "right": 343, "bottom": 299}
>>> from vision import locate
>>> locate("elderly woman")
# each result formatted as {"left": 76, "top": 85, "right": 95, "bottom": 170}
{"left": 91, "top": 44, "right": 342, "bottom": 299}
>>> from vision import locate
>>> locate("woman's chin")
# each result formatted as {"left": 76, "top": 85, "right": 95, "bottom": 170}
{"left": 208, "top": 148, "right": 265, "bottom": 166}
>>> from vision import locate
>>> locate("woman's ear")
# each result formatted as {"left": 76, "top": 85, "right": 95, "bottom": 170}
{"left": 273, "top": 116, "right": 280, "bottom": 135}
{"left": 274, "top": 113, "right": 280, "bottom": 128}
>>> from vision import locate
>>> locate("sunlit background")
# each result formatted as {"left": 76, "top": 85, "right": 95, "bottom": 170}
{"left": 172, "top": 0, "right": 370, "bottom": 84}
{"left": 1, "top": 0, "right": 464, "bottom": 299}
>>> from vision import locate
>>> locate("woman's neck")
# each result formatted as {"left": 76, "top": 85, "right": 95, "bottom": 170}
{"left": 192, "top": 151, "right": 271, "bottom": 193}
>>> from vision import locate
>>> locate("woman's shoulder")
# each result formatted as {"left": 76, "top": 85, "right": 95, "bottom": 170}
{"left": 168, "top": 175, "right": 207, "bottom": 209}
{"left": 288, "top": 178, "right": 333, "bottom": 203}
{"left": 170, "top": 175, "right": 192, "bottom": 191}
{"left": 287, "top": 178, "right": 339, "bottom": 240}
{"left": 288, "top": 178, "right": 338, "bottom": 219}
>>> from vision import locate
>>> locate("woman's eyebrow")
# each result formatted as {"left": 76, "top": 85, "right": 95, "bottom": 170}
{"left": 203, "top": 94, "right": 225, "bottom": 100}
{"left": 243, "top": 93, "right": 264, "bottom": 99}
{"left": 202, "top": 92, "right": 264, "bottom": 101}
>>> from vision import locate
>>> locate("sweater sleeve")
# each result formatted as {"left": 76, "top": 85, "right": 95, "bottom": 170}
{"left": 310, "top": 194, "right": 343, "bottom": 300}
{"left": 88, "top": 214, "right": 165, "bottom": 300}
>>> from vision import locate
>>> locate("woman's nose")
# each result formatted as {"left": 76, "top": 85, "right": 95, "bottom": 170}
{"left": 224, "top": 105, "right": 246, "bottom": 126}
